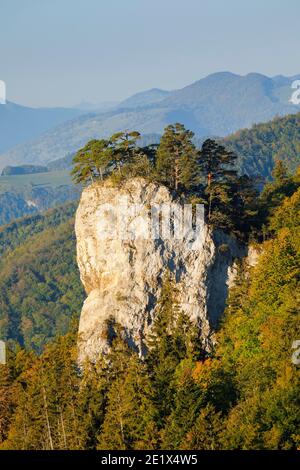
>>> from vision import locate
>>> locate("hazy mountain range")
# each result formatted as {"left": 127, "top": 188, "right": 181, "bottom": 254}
{"left": 0, "top": 71, "right": 299, "bottom": 169}
{"left": 0, "top": 101, "right": 83, "bottom": 155}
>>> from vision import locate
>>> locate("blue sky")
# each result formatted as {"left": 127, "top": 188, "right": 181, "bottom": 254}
{"left": 1, "top": 0, "right": 299, "bottom": 107}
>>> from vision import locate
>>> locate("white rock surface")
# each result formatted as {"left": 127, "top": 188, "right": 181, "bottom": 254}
{"left": 75, "top": 178, "right": 246, "bottom": 363}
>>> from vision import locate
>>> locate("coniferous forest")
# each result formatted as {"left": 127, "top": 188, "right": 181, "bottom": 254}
{"left": 2, "top": 0, "right": 300, "bottom": 460}
{"left": 0, "top": 122, "right": 299, "bottom": 450}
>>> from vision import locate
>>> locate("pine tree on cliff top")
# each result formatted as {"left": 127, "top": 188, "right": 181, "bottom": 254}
{"left": 198, "top": 139, "right": 237, "bottom": 223}
{"left": 72, "top": 139, "right": 112, "bottom": 184}
{"left": 156, "top": 123, "right": 200, "bottom": 192}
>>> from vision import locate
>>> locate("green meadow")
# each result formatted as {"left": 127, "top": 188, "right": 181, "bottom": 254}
{"left": 0, "top": 170, "right": 73, "bottom": 193}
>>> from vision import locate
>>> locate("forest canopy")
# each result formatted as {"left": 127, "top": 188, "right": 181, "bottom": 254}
{"left": 1, "top": 178, "right": 299, "bottom": 449}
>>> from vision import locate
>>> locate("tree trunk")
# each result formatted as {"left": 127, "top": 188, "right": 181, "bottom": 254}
{"left": 175, "top": 148, "right": 179, "bottom": 190}
{"left": 60, "top": 409, "right": 67, "bottom": 449}
{"left": 42, "top": 386, "right": 54, "bottom": 450}
{"left": 117, "top": 390, "right": 126, "bottom": 448}
{"left": 207, "top": 173, "right": 212, "bottom": 223}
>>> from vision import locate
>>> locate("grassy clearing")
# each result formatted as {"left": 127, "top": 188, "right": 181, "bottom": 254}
{"left": 0, "top": 170, "right": 73, "bottom": 193}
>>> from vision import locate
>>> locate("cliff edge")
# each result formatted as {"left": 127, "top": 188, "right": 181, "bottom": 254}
{"left": 75, "top": 178, "right": 246, "bottom": 363}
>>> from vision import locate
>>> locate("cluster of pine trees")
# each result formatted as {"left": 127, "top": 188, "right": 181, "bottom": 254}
{"left": 72, "top": 124, "right": 259, "bottom": 238}
{"left": 1, "top": 167, "right": 299, "bottom": 449}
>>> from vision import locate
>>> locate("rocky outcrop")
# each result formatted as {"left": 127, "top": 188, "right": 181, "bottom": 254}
{"left": 75, "top": 178, "right": 246, "bottom": 363}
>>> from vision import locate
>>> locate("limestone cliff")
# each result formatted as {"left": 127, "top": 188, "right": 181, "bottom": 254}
{"left": 75, "top": 178, "right": 246, "bottom": 363}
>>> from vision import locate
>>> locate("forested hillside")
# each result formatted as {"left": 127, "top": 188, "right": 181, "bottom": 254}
{"left": 0, "top": 175, "right": 299, "bottom": 449}
{"left": 0, "top": 204, "right": 84, "bottom": 351}
{"left": 223, "top": 112, "right": 300, "bottom": 178}
{"left": 0, "top": 202, "right": 76, "bottom": 257}
{"left": 0, "top": 122, "right": 298, "bottom": 450}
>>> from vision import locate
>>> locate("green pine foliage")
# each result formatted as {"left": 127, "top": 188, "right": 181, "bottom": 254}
{"left": 71, "top": 139, "right": 113, "bottom": 183}
{"left": 72, "top": 123, "right": 260, "bottom": 238}
{"left": 155, "top": 123, "right": 200, "bottom": 191}
{"left": 97, "top": 330, "right": 158, "bottom": 450}
{"left": 146, "top": 273, "right": 200, "bottom": 428}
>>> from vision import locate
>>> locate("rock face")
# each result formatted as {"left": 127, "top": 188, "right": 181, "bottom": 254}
{"left": 75, "top": 178, "right": 246, "bottom": 363}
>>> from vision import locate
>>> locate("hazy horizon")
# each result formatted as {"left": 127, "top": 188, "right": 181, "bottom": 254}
{"left": 3, "top": 70, "right": 300, "bottom": 110}
{"left": 1, "top": 0, "right": 300, "bottom": 107}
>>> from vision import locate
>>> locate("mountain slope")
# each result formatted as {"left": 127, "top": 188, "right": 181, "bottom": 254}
{"left": 0, "top": 72, "right": 299, "bottom": 168}
{"left": 162, "top": 72, "right": 300, "bottom": 135}
{"left": 119, "top": 88, "right": 171, "bottom": 108}
{"left": 0, "top": 101, "right": 83, "bottom": 154}
{"left": 0, "top": 108, "right": 172, "bottom": 168}
{"left": 0, "top": 203, "right": 84, "bottom": 351}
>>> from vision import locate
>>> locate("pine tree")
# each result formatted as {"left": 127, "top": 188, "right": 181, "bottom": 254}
{"left": 97, "top": 328, "right": 157, "bottom": 450}
{"left": 160, "top": 362, "right": 201, "bottom": 449}
{"left": 76, "top": 358, "right": 108, "bottom": 449}
{"left": 198, "top": 139, "right": 237, "bottom": 223}
{"left": 272, "top": 159, "right": 289, "bottom": 185}
{"left": 72, "top": 139, "right": 112, "bottom": 184}
{"left": 110, "top": 131, "right": 141, "bottom": 174}
{"left": 3, "top": 334, "right": 84, "bottom": 450}
{"left": 156, "top": 123, "right": 200, "bottom": 192}
{"left": 224, "top": 175, "right": 259, "bottom": 237}
{"left": 147, "top": 272, "right": 200, "bottom": 427}
{"left": 199, "top": 139, "right": 237, "bottom": 182}
{"left": 181, "top": 404, "right": 223, "bottom": 450}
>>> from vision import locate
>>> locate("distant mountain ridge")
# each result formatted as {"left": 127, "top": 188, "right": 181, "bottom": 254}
{"left": 0, "top": 72, "right": 299, "bottom": 169}
{"left": 0, "top": 101, "right": 83, "bottom": 155}
{"left": 118, "top": 88, "right": 171, "bottom": 109}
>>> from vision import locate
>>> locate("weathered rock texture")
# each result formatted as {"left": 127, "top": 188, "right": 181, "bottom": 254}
{"left": 75, "top": 178, "right": 246, "bottom": 363}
